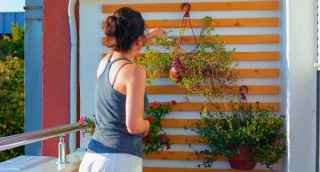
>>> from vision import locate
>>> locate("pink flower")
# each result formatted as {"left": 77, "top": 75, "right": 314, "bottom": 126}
{"left": 171, "top": 100, "right": 177, "bottom": 105}
{"left": 146, "top": 116, "right": 155, "bottom": 124}
{"left": 166, "top": 143, "right": 171, "bottom": 150}
{"left": 160, "top": 134, "right": 169, "bottom": 144}
{"left": 78, "top": 116, "right": 86, "bottom": 125}
{"left": 149, "top": 101, "right": 159, "bottom": 109}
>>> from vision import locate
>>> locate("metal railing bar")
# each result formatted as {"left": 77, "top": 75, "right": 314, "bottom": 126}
{"left": 0, "top": 123, "right": 88, "bottom": 152}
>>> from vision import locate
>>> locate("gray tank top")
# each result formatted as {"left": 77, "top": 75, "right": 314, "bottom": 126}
{"left": 88, "top": 57, "right": 148, "bottom": 158}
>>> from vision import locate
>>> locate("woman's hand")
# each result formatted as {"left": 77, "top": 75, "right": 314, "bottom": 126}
{"left": 143, "top": 120, "right": 150, "bottom": 137}
{"left": 146, "top": 28, "right": 166, "bottom": 39}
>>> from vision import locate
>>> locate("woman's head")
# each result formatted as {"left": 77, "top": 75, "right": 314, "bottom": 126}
{"left": 104, "top": 7, "right": 145, "bottom": 54}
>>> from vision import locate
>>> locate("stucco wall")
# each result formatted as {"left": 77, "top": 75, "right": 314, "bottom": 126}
{"left": 285, "top": 0, "right": 318, "bottom": 171}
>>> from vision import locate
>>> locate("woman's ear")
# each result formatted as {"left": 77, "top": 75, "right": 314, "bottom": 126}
{"left": 132, "top": 36, "right": 145, "bottom": 51}
{"left": 137, "top": 35, "right": 146, "bottom": 47}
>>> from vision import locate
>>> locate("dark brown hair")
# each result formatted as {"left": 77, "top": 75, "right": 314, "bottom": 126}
{"left": 103, "top": 7, "right": 145, "bottom": 52}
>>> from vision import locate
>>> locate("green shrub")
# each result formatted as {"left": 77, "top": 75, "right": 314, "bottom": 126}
{"left": 194, "top": 103, "right": 286, "bottom": 168}
{"left": 0, "top": 57, "right": 24, "bottom": 162}
{"left": 0, "top": 24, "right": 24, "bottom": 60}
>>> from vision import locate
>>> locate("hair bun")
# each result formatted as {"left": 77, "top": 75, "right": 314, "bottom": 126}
{"left": 104, "top": 15, "right": 117, "bottom": 36}
{"left": 103, "top": 7, "right": 145, "bottom": 52}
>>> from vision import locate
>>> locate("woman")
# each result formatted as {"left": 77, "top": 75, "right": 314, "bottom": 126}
{"left": 79, "top": 7, "right": 165, "bottom": 172}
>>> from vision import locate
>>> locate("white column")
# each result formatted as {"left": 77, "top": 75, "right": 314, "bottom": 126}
{"left": 285, "top": 0, "right": 318, "bottom": 172}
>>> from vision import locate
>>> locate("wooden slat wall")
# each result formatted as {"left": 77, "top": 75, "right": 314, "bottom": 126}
{"left": 158, "top": 69, "right": 280, "bottom": 78}
{"left": 145, "top": 18, "right": 280, "bottom": 28}
{"left": 102, "top": 1, "right": 280, "bottom": 12}
{"left": 141, "top": 52, "right": 280, "bottom": 61}
{"left": 103, "top": 34, "right": 280, "bottom": 45}
{"left": 101, "top": 1, "right": 281, "bottom": 171}
{"left": 147, "top": 85, "right": 280, "bottom": 95}
{"left": 143, "top": 167, "right": 273, "bottom": 172}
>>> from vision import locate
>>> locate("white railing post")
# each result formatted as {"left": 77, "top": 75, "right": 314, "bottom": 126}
{"left": 57, "top": 135, "right": 68, "bottom": 166}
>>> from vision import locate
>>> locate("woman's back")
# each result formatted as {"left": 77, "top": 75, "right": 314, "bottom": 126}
{"left": 79, "top": 6, "right": 165, "bottom": 172}
{"left": 88, "top": 56, "right": 147, "bottom": 158}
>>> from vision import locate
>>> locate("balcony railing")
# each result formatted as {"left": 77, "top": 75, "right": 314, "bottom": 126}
{"left": 0, "top": 123, "right": 88, "bottom": 168}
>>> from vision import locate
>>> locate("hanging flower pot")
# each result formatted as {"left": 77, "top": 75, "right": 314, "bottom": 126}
{"left": 228, "top": 146, "right": 256, "bottom": 170}
{"left": 169, "top": 57, "right": 184, "bottom": 83}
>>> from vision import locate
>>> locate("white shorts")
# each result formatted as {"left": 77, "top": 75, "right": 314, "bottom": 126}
{"left": 79, "top": 152, "right": 143, "bottom": 172}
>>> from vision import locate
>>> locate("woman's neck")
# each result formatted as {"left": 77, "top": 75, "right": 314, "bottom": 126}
{"left": 112, "top": 51, "right": 135, "bottom": 61}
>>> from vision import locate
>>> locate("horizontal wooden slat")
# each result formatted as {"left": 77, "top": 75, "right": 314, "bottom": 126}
{"left": 103, "top": 35, "right": 280, "bottom": 46}
{"left": 146, "top": 18, "right": 280, "bottom": 28}
{"left": 231, "top": 52, "right": 280, "bottom": 61}
{"left": 145, "top": 151, "right": 224, "bottom": 161}
{"left": 176, "top": 35, "right": 280, "bottom": 44}
{"left": 168, "top": 135, "right": 205, "bottom": 144}
{"left": 102, "top": 2, "right": 280, "bottom": 13}
{"left": 147, "top": 85, "right": 280, "bottom": 95}
{"left": 236, "top": 68, "right": 280, "bottom": 78}
{"left": 141, "top": 52, "right": 280, "bottom": 61}
{"left": 159, "top": 102, "right": 280, "bottom": 113}
{"left": 157, "top": 69, "right": 280, "bottom": 78}
{"left": 161, "top": 119, "right": 199, "bottom": 128}
{"left": 144, "top": 167, "right": 276, "bottom": 172}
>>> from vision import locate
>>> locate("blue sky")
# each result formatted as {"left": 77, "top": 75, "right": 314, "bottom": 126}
{"left": 0, "top": 0, "right": 25, "bottom": 12}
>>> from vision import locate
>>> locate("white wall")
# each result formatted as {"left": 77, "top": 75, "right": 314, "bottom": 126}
{"left": 285, "top": 0, "right": 318, "bottom": 172}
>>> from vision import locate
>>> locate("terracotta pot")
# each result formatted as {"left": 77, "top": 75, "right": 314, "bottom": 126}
{"left": 228, "top": 146, "right": 256, "bottom": 170}
{"left": 169, "top": 67, "right": 181, "bottom": 83}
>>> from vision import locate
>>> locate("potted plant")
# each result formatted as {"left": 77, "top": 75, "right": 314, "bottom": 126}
{"left": 194, "top": 102, "right": 286, "bottom": 170}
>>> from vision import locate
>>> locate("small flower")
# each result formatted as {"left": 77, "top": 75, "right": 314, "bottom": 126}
{"left": 78, "top": 116, "right": 86, "bottom": 125}
{"left": 160, "top": 134, "right": 169, "bottom": 144}
{"left": 171, "top": 100, "right": 177, "bottom": 105}
{"left": 146, "top": 115, "right": 155, "bottom": 124}
{"left": 149, "top": 101, "right": 159, "bottom": 109}
{"left": 165, "top": 143, "right": 171, "bottom": 150}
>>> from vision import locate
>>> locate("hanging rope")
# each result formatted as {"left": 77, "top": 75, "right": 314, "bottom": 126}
{"left": 176, "top": 3, "right": 197, "bottom": 50}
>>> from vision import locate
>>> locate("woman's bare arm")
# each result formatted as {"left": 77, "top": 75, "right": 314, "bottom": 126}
{"left": 125, "top": 65, "right": 150, "bottom": 135}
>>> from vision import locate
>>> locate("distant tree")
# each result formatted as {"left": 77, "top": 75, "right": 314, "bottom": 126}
{"left": 0, "top": 24, "right": 24, "bottom": 60}
{"left": 0, "top": 24, "right": 24, "bottom": 162}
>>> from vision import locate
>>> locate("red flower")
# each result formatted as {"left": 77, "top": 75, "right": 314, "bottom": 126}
{"left": 165, "top": 143, "right": 171, "bottom": 150}
{"left": 149, "top": 101, "right": 159, "bottom": 109}
{"left": 171, "top": 100, "right": 177, "bottom": 105}
{"left": 160, "top": 134, "right": 169, "bottom": 144}
{"left": 78, "top": 116, "right": 86, "bottom": 125}
{"left": 146, "top": 115, "right": 155, "bottom": 124}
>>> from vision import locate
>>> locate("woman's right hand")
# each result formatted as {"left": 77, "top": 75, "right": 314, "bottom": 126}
{"left": 143, "top": 120, "right": 150, "bottom": 137}
{"left": 146, "top": 28, "right": 167, "bottom": 39}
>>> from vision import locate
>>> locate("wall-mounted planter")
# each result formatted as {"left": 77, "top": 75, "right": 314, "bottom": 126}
{"left": 228, "top": 146, "right": 256, "bottom": 170}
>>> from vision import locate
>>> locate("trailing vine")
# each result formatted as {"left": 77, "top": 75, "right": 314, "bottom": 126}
{"left": 137, "top": 16, "right": 238, "bottom": 102}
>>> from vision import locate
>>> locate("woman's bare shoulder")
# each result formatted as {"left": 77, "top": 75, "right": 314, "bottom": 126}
{"left": 124, "top": 63, "right": 146, "bottom": 80}
{"left": 96, "top": 52, "right": 113, "bottom": 79}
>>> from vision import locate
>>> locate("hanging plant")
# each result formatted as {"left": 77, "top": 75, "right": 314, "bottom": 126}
{"left": 144, "top": 101, "right": 174, "bottom": 154}
{"left": 137, "top": 15, "right": 238, "bottom": 102}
